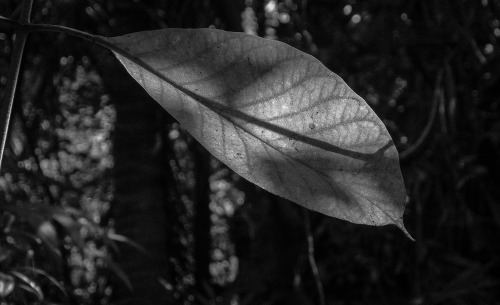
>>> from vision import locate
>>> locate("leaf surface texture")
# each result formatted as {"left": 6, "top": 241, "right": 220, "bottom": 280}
{"left": 105, "top": 29, "right": 409, "bottom": 234}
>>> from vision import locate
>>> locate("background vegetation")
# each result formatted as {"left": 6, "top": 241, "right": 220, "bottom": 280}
{"left": 0, "top": 0, "right": 499, "bottom": 304}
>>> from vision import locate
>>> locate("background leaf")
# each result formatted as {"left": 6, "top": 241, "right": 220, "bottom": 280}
{"left": 105, "top": 28, "right": 409, "bottom": 235}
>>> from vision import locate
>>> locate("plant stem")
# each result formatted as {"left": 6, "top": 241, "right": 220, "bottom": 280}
{"left": 0, "top": 0, "right": 33, "bottom": 170}
{"left": 304, "top": 210, "right": 326, "bottom": 305}
{"left": 0, "top": 18, "right": 117, "bottom": 55}
{"left": 0, "top": 19, "right": 153, "bottom": 88}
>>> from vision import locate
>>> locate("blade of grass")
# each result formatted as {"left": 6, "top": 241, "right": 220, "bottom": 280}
{"left": 0, "top": 0, "right": 32, "bottom": 170}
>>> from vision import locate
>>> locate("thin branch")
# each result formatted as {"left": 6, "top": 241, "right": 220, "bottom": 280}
{"left": 399, "top": 70, "right": 443, "bottom": 163}
{"left": 412, "top": 172, "right": 425, "bottom": 302}
{"left": 438, "top": 79, "right": 448, "bottom": 134}
{"left": 0, "top": 0, "right": 33, "bottom": 170}
{"left": 444, "top": 61, "right": 457, "bottom": 134}
{"left": 0, "top": 15, "right": 19, "bottom": 27}
{"left": 0, "top": 16, "right": 122, "bottom": 58}
{"left": 304, "top": 210, "right": 326, "bottom": 305}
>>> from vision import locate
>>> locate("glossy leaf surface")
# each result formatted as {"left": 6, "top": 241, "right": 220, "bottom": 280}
{"left": 105, "top": 29, "right": 409, "bottom": 235}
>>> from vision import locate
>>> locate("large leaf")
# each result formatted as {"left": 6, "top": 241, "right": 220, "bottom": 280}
{"left": 104, "top": 28, "right": 410, "bottom": 237}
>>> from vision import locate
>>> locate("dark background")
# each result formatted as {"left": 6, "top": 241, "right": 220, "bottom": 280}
{"left": 0, "top": 0, "right": 499, "bottom": 304}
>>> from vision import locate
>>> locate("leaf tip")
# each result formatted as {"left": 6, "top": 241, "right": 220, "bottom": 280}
{"left": 396, "top": 220, "right": 415, "bottom": 241}
{"left": 402, "top": 227, "right": 415, "bottom": 242}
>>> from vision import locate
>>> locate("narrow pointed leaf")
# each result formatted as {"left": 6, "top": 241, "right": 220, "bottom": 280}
{"left": 11, "top": 271, "right": 44, "bottom": 301}
{"left": 104, "top": 29, "right": 410, "bottom": 236}
{"left": 16, "top": 267, "right": 67, "bottom": 296}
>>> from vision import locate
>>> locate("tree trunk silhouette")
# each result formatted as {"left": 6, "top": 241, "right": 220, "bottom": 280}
{"left": 97, "top": 52, "right": 172, "bottom": 304}
{"left": 95, "top": 2, "right": 173, "bottom": 304}
{"left": 106, "top": 63, "right": 171, "bottom": 305}
{"left": 194, "top": 144, "right": 211, "bottom": 288}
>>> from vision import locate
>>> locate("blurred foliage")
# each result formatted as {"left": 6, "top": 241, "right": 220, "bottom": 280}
{"left": 0, "top": 0, "right": 499, "bottom": 305}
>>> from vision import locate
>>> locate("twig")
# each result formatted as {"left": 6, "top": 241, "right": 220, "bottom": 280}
{"left": 438, "top": 81, "right": 448, "bottom": 135}
{"left": 0, "top": 0, "right": 33, "bottom": 170}
{"left": 304, "top": 210, "right": 326, "bottom": 305}
{"left": 412, "top": 171, "right": 425, "bottom": 303}
{"left": 399, "top": 70, "right": 443, "bottom": 163}
{"left": 444, "top": 61, "right": 457, "bottom": 134}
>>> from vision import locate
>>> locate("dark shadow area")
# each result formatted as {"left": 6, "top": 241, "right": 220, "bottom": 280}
{"left": 0, "top": 1, "right": 499, "bottom": 305}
